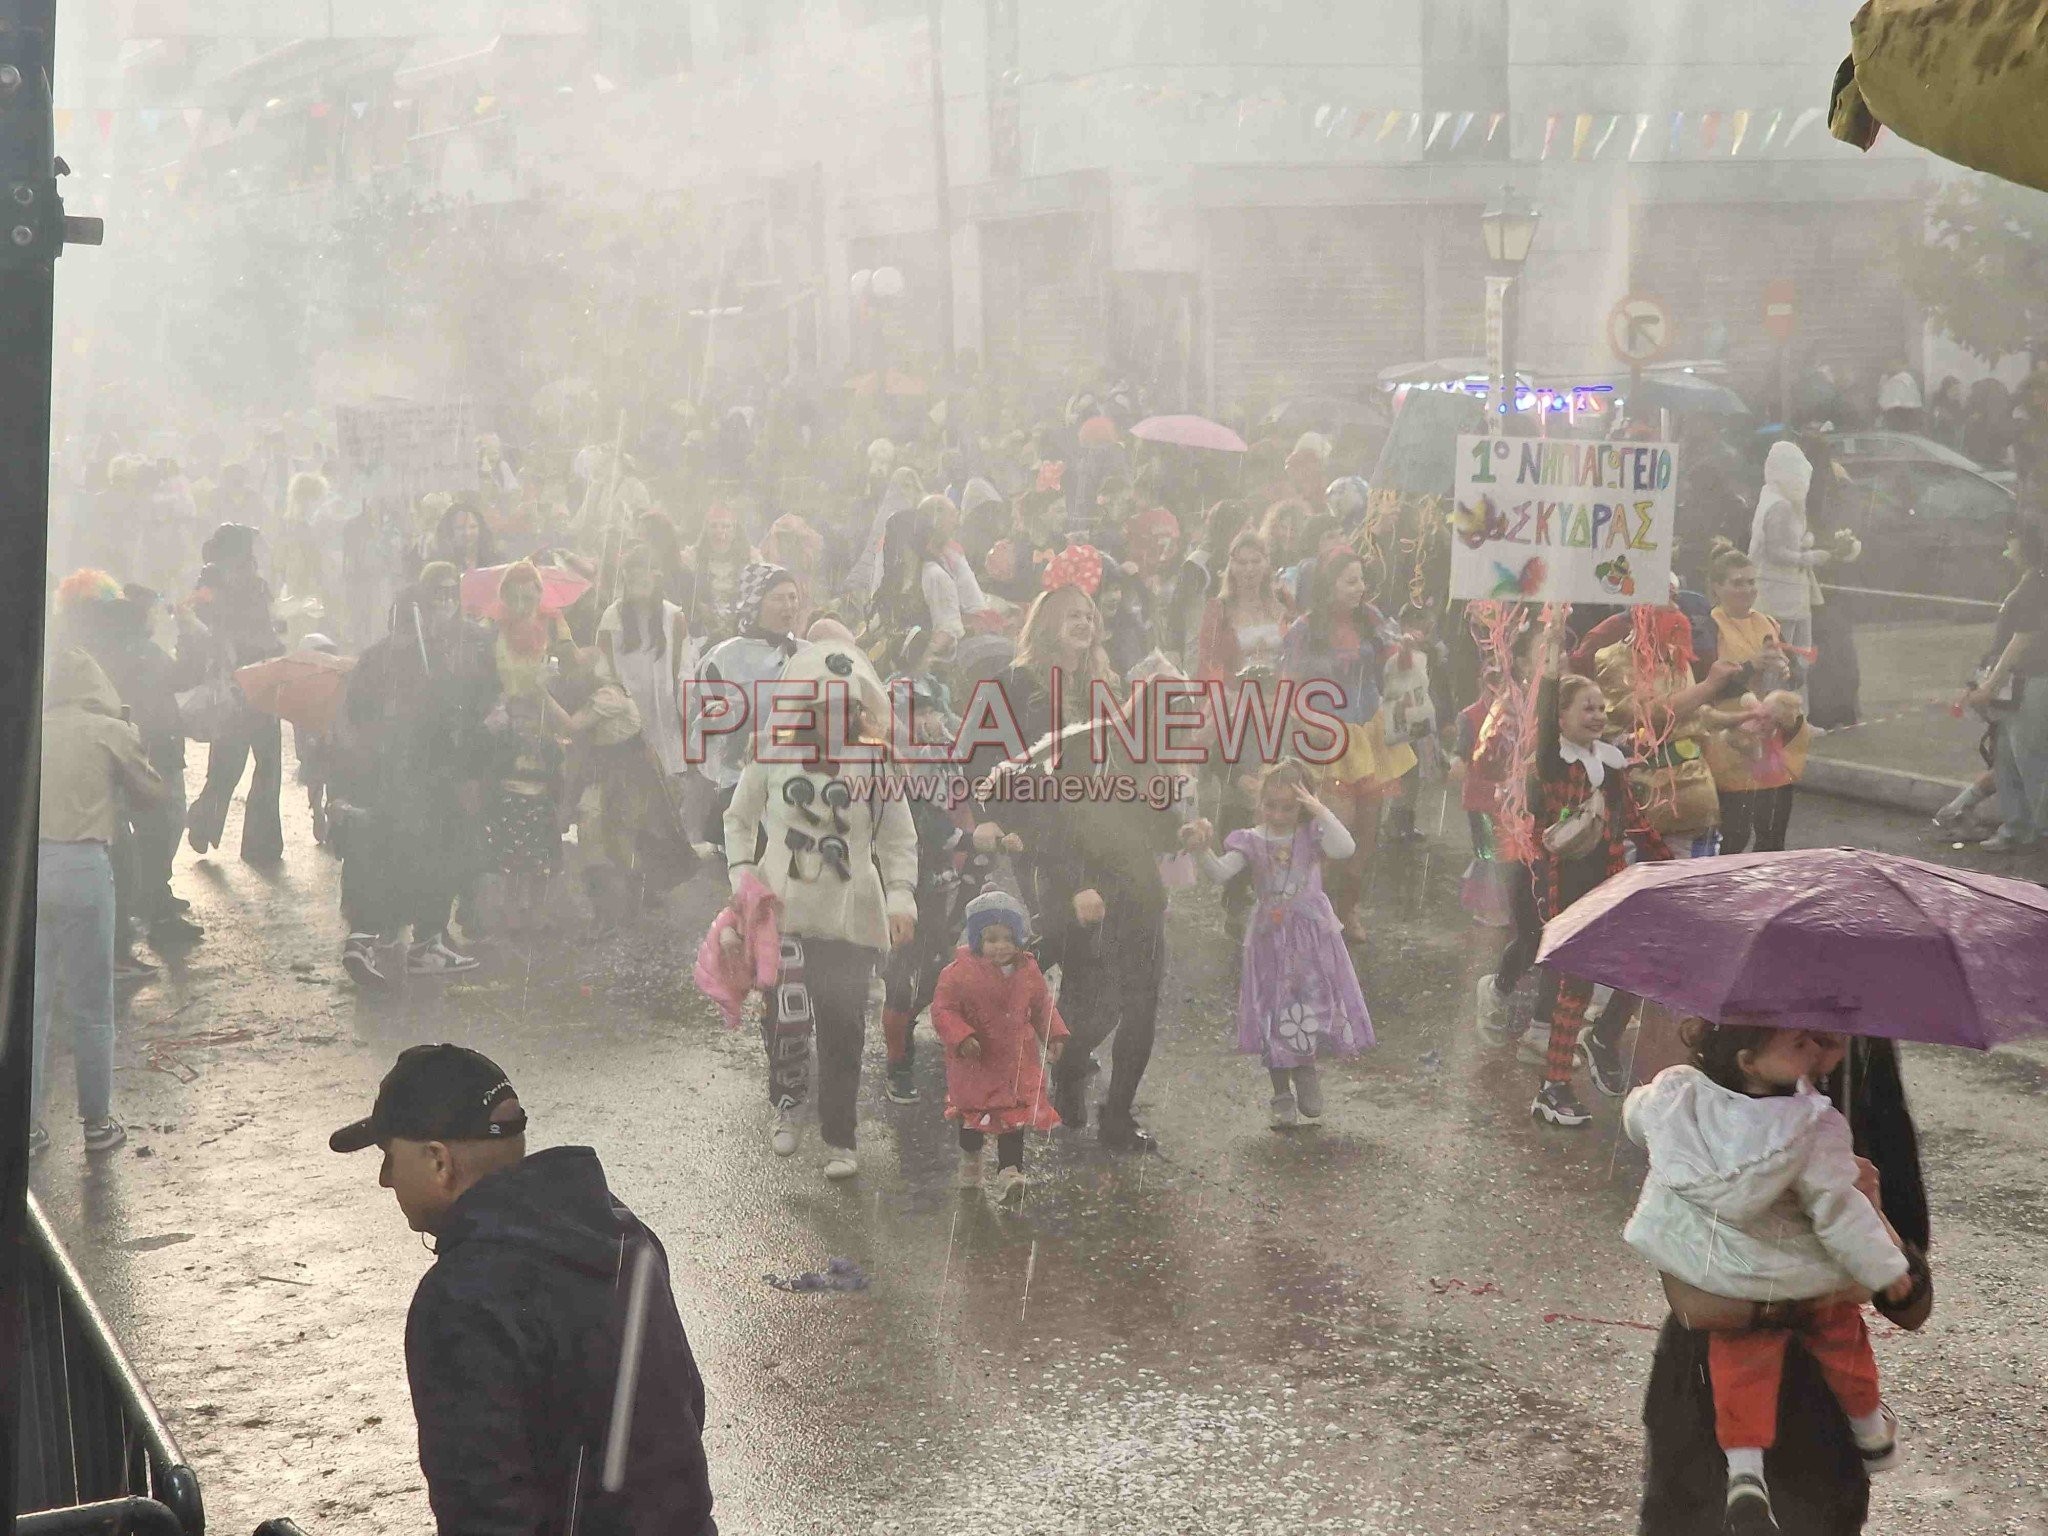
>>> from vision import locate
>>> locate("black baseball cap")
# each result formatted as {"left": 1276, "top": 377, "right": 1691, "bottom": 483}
{"left": 329, "top": 1044, "right": 527, "bottom": 1154}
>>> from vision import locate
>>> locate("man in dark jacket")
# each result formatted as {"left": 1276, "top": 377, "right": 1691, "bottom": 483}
{"left": 332, "top": 1044, "right": 717, "bottom": 1536}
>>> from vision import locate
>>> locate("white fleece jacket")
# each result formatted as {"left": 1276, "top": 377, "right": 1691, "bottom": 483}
{"left": 1622, "top": 1065, "right": 1909, "bottom": 1302}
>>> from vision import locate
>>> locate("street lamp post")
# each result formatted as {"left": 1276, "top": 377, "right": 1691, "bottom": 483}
{"left": 1480, "top": 186, "right": 1541, "bottom": 433}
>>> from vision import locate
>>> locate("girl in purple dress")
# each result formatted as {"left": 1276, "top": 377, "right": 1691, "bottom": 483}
{"left": 1191, "top": 760, "right": 1375, "bottom": 1129}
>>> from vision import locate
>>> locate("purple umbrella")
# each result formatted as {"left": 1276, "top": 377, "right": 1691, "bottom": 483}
{"left": 1535, "top": 848, "right": 2048, "bottom": 1050}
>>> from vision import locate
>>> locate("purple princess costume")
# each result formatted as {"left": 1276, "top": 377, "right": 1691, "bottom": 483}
{"left": 1221, "top": 819, "right": 1374, "bottom": 1068}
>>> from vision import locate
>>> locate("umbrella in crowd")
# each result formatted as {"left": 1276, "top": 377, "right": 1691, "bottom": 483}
{"left": 1537, "top": 847, "right": 2048, "bottom": 1050}
{"left": 1130, "top": 414, "right": 1249, "bottom": 453}
{"left": 460, "top": 562, "right": 591, "bottom": 623}
{"left": 234, "top": 649, "right": 356, "bottom": 734}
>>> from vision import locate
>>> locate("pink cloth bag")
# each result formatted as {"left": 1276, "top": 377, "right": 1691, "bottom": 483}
{"left": 693, "top": 869, "right": 783, "bottom": 1029}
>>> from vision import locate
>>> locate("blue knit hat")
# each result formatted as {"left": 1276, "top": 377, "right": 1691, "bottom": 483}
{"left": 963, "top": 890, "right": 1031, "bottom": 954}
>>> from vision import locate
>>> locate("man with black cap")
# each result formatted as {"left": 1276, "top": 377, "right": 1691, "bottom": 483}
{"left": 333, "top": 1045, "right": 717, "bottom": 1535}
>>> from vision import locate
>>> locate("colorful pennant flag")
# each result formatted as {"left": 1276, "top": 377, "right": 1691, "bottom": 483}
{"left": 1377, "top": 109, "right": 1405, "bottom": 142}
{"left": 309, "top": 101, "right": 332, "bottom": 118}
{"left": 1352, "top": 108, "right": 1380, "bottom": 139}
{"left": 1784, "top": 106, "right": 1824, "bottom": 147}
{"left": 1425, "top": 110, "right": 1451, "bottom": 150}
{"left": 1701, "top": 111, "right": 1721, "bottom": 151}
{"left": 1450, "top": 110, "right": 1475, "bottom": 149}
{"left": 1485, "top": 110, "right": 1505, "bottom": 142}
{"left": 138, "top": 108, "right": 161, "bottom": 132}
{"left": 1313, "top": 102, "right": 1334, "bottom": 134}
{"left": 1571, "top": 112, "right": 1593, "bottom": 159}
{"left": 1406, "top": 111, "right": 1423, "bottom": 143}
{"left": 349, "top": 100, "right": 369, "bottom": 120}
{"left": 1729, "top": 108, "right": 1751, "bottom": 154}
{"left": 1628, "top": 112, "right": 1651, "bottom": 159}
{"left": 1759, "top": 108, "right": 1785, "bottom": 150}
{"left": 1668, "top": 111, "right": 1685, "bottom": 155}
{"left": 1542, "top": 112, "right": 1561, "bottom": 159}
{"left": 1593, "top": 114, "right": 1622, "bottom": 157}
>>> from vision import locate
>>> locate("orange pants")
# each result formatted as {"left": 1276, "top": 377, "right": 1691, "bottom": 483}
{"left": 1707, "top": 1301, "right": 1881, "bottom": 1451}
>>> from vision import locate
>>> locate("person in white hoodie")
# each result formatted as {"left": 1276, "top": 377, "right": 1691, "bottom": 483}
{"left": 1747, "top": 440, "right": 1856, "bottom": 665}
{"left": 1622, "top": 1020, "right": 1914, "bottom": 1536}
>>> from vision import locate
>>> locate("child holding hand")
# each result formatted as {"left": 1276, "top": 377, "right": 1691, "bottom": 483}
{"left": 1188, "top": 760, "right": 1374, "bottom": 1129}
{"left": 931, "top": 891, "right": 1068, "bottom": 1204}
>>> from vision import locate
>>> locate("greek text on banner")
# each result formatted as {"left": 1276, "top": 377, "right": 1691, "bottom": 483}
{"left": 1448, "top": 435, "right": 1676, "bottom": 606}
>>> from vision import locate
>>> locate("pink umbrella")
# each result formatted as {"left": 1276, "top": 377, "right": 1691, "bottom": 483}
{"left": 461, "top": 563, "right": 591, "bottom": 622}
{"left": 1536, "top": 848, "right": 2048, "bottom": 1049}
{"left": 1130, "top": 414, "right": 1249, "bottom": 453}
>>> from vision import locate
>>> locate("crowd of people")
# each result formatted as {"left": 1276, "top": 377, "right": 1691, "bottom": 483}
{"left": 31, "top": 360, "right": 1994, "bottom": 1536}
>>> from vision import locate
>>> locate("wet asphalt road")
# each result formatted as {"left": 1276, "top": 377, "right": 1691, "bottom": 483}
{"left": 27, "top": 773, "right": 2048, "bottom": 1536}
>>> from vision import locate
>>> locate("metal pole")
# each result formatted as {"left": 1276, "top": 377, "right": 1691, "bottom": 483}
{"left": 927, "top": 0, "right": 956, "bottom": 367}
{"left": 1, "top": 5, "right": 63, "bottom": 1525}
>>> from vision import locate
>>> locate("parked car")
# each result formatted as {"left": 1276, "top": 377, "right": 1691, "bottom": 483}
{"left": 1825, "top": 429, "right": 2017, "bottom": 488}
{"left": 1830, "top": 448, "right": 2016, "bottom": 604}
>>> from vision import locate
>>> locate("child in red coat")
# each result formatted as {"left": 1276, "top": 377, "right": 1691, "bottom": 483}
{"left": 931, "top": 891, "right": 1069, "bottom": 1205}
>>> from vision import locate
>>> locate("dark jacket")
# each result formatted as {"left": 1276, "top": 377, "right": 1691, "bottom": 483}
{"left": 406, "top": 1146, "right": 716, "bottom": 1536}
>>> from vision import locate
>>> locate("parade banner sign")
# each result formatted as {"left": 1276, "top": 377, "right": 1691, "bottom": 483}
{"left": 1448, "top": 435, "right": 1675, "bottom": 605}
{"left": 336, "top": 398, "right": 477, "bottom": 503}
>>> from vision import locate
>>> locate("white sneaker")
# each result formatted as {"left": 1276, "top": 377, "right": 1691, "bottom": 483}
{"left": 1475, "top": 974, "right": 1510, "bottom": 1042}
{"left": 992, "top": 1166, "right": 1029, "bottom": 1205}
{"left": 407, "top": 938, "right": 480, "bottom": 976}
{"left": 770, "top": 1107, "right": 801, "bottom": 1158}
{"left": 957, "top": 1149, "right": 984, "bottom": 1188}
{"left": 1857, "top": 1404, "right": 1902, "bottom": 1474}
{"left": 822, "top": 1150, "right": 859, "bottom": 1181}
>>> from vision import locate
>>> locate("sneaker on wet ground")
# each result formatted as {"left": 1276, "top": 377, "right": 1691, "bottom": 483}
{"left": 1475, "top": 974, "right": 1510, "bottom": 1042}
{"left": 1855, "top": 1404, "right": 1901, "bottom": 1473}
{"left": 821, "top": 1150, "right": 859, "bottom": 1181}
{"left": 1531, "top": 1080, "right": 1592, "bottom": 1129}
{"left": 771, "top": 1107, "right": 801, "bottom": 1158}
{"left": 1269, "top": 1092, "right": 1299, "bottom": 1130}
{"left": 992, "top": 1166, "right": 1029, "bottom": 1205}
{"left": 406, "top": 937, "right": 480, "bottom": 976}
{"left": 885, "top": 1065, "right": 920, "bottom": 1104}
{"left": 1581, "top": 1028, "right": 1629, "bottom": 1098}
{"left": 1723, "top": 1473, "right": 1778, "bottom": 1534}
{"left": 82, "top": 1118, "right": 127, "bottom": 1154}
{"left": 341, "top": 934, "right": 388, "bottom": 986}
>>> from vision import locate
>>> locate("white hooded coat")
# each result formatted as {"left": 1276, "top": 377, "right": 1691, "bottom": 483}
{"left": 1747, "top": 441, "right": 1823, "bottom": 622}
{"left": 1621, "top": 1065, "right": 1909, "bottom": 1302}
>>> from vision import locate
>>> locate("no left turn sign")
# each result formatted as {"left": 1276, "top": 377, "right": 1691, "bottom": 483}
{"left": 1607, "top": 295, "right": 1672, "bottom": 366}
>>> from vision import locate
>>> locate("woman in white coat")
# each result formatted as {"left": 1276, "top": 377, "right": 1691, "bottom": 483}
{"left": 722, "top": 638, "right": 917, "bottom": 1181}
{"left": 1747, "top": 440, "right": 1855, "bottom": 662}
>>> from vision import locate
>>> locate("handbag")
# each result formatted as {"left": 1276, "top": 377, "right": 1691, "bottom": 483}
{"left": 1542, "top": 794, "right": 1608, "bottom": 862}
{"left": 175, "top": 672, "right": 245, "bottom": 744}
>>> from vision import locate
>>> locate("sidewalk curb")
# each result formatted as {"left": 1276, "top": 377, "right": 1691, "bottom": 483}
{"left": 1802, "top": 756, "right": 1967, "bottom": 818}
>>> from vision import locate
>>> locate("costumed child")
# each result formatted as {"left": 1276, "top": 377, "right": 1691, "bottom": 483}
{"left": 930, "top": 891, "right": 1068, "bottom": 1205}
{"left": 1383, "top": 601, "right": 1446, "bottom": 842}
{"left": 1623, "top": 1020, "right": 1912, "bottom": 1534}
{"left": 1188, "top": 759, "right": 1375, "bottom": 1130}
